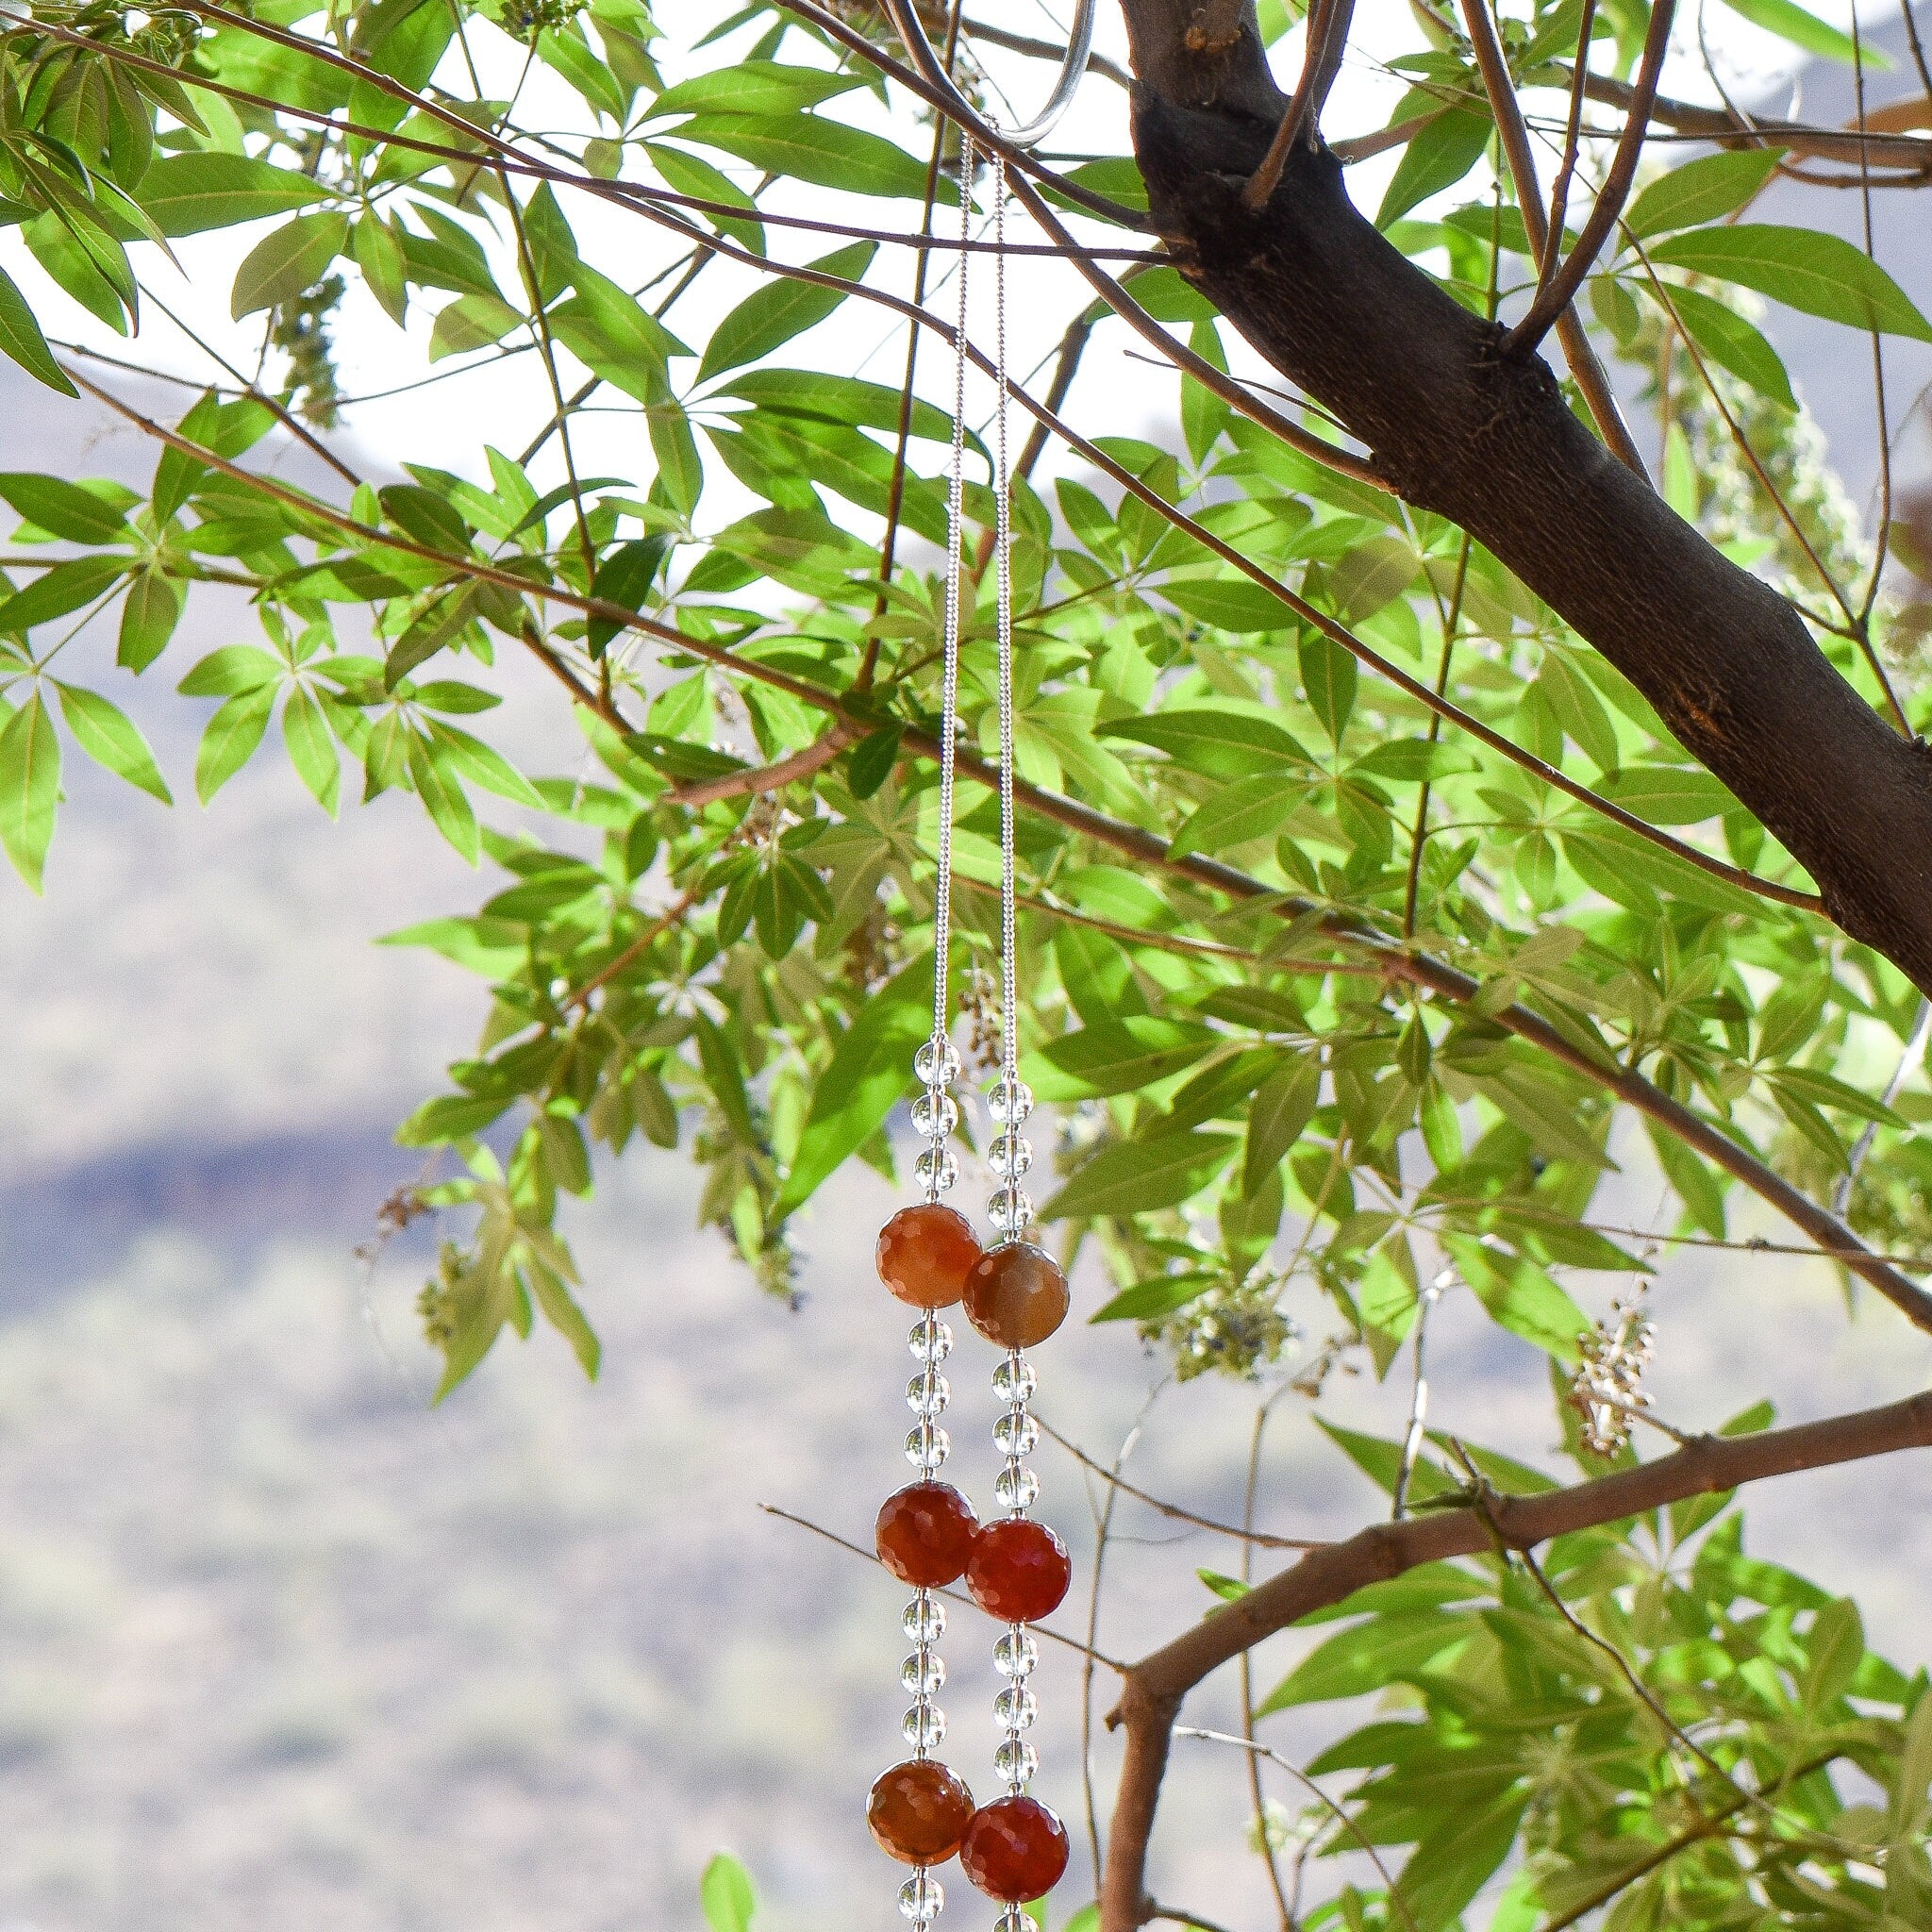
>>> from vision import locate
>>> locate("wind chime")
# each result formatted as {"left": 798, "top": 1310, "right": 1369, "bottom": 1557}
{"left": 860, "top": 8, "right": 1097, "bottom": 1918}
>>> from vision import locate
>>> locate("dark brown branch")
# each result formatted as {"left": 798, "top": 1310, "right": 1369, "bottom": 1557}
{"left": 1511, "top": 0, "right": 1674, "bottom": 354}
{"left": 665, "top": 727, "right": 858, "bottom": 807}
{"left": 1099, "top": 1388, "right": 1932, "bottom": 1929}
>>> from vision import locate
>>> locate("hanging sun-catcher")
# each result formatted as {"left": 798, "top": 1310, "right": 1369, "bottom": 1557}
{"left": 865, "top": 8, "right": 1094, "bottom": 1905}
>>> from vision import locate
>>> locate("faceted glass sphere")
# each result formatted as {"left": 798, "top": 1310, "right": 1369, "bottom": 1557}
{"left": 991, "top": 1357, "right": 1037, "bottom": 1406}
{"left": 907, "top": 1371, "right": 951, "bottom": 1418}
{"left": 993, "top": 1629, "right": 1039, "bottom": 1678}
{"left": 987, "top": 1076, "right": 1034, "bottom": 1126}
{"left": 879, "top": 1205, "right": 981, "bottom": 1309}
{"left": 993, "top": 1739, "right": 1040, "bottom": 1785}
{"left": 959, "top": 1794, "right": 1070, "bottom": 1903}
{"left": 996, "top": 1911, "right": 1031, "bottom": 1932}
{"left": 871, "top": 1760, "right": 974, "bottom": 1867}
{"left": 963, "top": 1243, "right": 1070, "bottom": 1349}
{"left": 902, "top": 1650, "right": 945, "bottom": 1697}
{"left": 992, "top": 1411, "right": 1040, "bottom": 1457}
{"left": 987, "top": 1186, "right": 1034, "bottom": 1237}
{"left": 905, "top": 1424, "right": 951, "bottom": 1472}
{"left": 994, "top": 1685, "right": 1038, "bottom": 1730}
{"left": 877, "top": 1482, "right": 979, "bottom": 1587}
{"left": 915, "top": 1146, "right": 960, "bottom": 1194}
{"left": 989, "top": 1131, "right": 1033, "bottom": 1175}
{"left": 908, "top": 1317, "right": 953, "bottom": 1365}
{"left": 994, "top": 1464, "right": 1041, "bottom": 1511}
{"left": 966, "top": 1519, "right": 1073, "bottom": 1624}
{"left": 898, "top": 1872, "right": 944, "bottom": 1925}
{"left": 911, "top": 1089, "right": 959, "bottom": 1139}
{"left": 902, "top": 1703, "right": 946, "bottom": 1750}
{"left": 914, "top": 1037, "right": 962, "bottom": 1087}
{"left": 904, "top": 1596, "right": 948, "bottom": 1644}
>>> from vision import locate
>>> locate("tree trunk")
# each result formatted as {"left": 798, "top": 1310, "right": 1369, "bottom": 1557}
{"left": 1116, "top": 0, "right": 1932, "bottom": 994}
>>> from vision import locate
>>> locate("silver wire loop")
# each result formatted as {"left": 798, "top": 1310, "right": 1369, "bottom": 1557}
{"left": 877, "top": 0, "right": 1099, "bottom": 150}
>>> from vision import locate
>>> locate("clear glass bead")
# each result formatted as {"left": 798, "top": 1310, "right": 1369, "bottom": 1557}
{"left": 994, "top": 1462, "right": 1040, "bottom": 1510}
{"left": 914, "top": 1037, "right": 961, "bottom": 1087}
{"left": 914, "top": 1146, "right": 959, "bottom": 1194}
{"left": 902, "top": 1650, "right": 945, "bottom": 1697}
{"left": 908, "top": 1317, "right": 953, "bottom": 1365}
{"left": 911, "top": 1089, "right": 958, "bottom": 1139}
{"left": 993, "top": 1738, "right": 1039, "bottom": 1784}
{"left": 898, "top": 1872, "right": 943, "bottom": 1924}
{"left": 907, "top": 1371, "right": 951, "bottom": 1418}
{"left": 991, "top": 1356, "right": 1037, "bottom": 1406}
{"left": 988, "top": 1185, "right": 1033, "bottom": 1235}
{"left": 987, "top": 1075, "right": 1034, "bottom": 1125}
{"left": 905, "top": 1423, "right": 950, "bottom": 1471}
{"left": 904, "top": 1595, "right": 947, "bottom": 1644}
{"left": 995, "top": 1912, "right": 1029, "bottom": 1932}
{"left": 992, "top": 1410, "right": 1040, "bottom": 1456}
{"left": 902, "top": 1702, "right": 946, "bottom": 1750}
{"left": 993, "top": 1629, "right": 1038, "bottom": 1678}
{"left": 995, "top": 1685, "right": 1038, "bottom": 1730}
{"left": 989, "top": 1131, "right": 1033, "bottom": 1176}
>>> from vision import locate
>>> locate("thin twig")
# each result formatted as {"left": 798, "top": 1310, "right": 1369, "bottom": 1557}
{"left": 664, "top": 727, "right": 858, "bottom": 808}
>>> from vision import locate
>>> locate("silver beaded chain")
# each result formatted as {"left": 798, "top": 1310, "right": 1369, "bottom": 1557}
{"left": 891, "top": 124, "right": 978, "bottom": 1932}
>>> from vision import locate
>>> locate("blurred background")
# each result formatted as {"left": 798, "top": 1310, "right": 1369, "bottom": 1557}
{"left": 4, "top": 9, "right": 1932, "bottom": 1931}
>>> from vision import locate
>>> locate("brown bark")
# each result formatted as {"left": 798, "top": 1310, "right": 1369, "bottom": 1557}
{"left": 1116, "top": 0, "right": 1932, "bottom": 996}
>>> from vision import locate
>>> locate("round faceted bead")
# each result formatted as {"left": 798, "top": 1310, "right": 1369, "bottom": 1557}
{"left": 915, "top": 1037, "right": 962, "bottom": 1087}
{"left": 993, "top": 1410, "right": 1040, "bottom": 1457}
{"left": 987, "top": 1076, "right": 1034, "bottom": 1126}
{"left": 877, "top": 1482, "right": 979, "bottom": 1587}
{"left": 994, "top": 1685, "right": 1038, "bottom": 1731}
{"left": 967, "top": 1518, "right": 1072, "bottom": 1624}
{"left": 908, "top": 1317, "right": 953, "bottom": 1365}
{"left": 988, "top": 1186, "right": 1034, "bottom": 1237}
{"left": 902, "top": 1650, "right": 945, "bottom": 1697}
{"left": 989, "top": 1130, "right": 1033, "bottom": 1176}
{"left": 960, "top": 1794, "right": 1070, "bottom": 1902}
{"left": 915, "top": 1146, "right": 959, "bottom": 1195}
{"left": 871, "top": 1759, "right": 975, "bottom": 1866}
{"left": 906, "top": 1370, "right": 950, "bottom": 1418}
{"left": 879, "top": 1205, "right": 982, "bottom": 1309}
{"left": 902, "top": 1703, "right": 946, "bottom": 1751}
{"left": 963, "top": 1243, "right": 1069, "bottom": 1348}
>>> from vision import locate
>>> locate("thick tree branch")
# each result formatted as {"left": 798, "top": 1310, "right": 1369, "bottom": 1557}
{"left": 1116, "top": 0, "right": 1932, "bottom": 995}
{"left": 1099, "top": 1388, "right": 1932, "bottom": 1929}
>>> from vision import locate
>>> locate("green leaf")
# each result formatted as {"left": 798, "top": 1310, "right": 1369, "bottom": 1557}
{"left": 699, "top": 242, "right": 876, "bottom": 382}
{"left": 1441, "top": 1235, "right": 1589, "bottom": 1362}
{"left": 1625, "top": 148, "right": 1784, "bottom": 240}
{"left": 1039, "top": 1131, "right": 1237, "bottom": 1222}
{"left": 429, "top": 291, "right": 525, "bottom": 359}
{"left": 1090, "top": 1272, "right": 1219, "bottom": 1323}
{"left": 408, "top": 730, "right": 481, "bottom": 860}
{"left": 845, "top": 724, "right": 902, "bottom": 799}
{"left": 590, "top": 536, "right": 672, "bottom": 654}
{"left": 282, "top": 684, "right": 341, "bottom": 814}
{"left": 1025, "top": 1017, "right": 1220, "bottom": 1100}
{"left": 700, "top": 1852, "right": 757, "bottom": 1932}
{"left": 194, "top": 684, "right": 276, "bottom": 803}
{"left": 1257, "top": 1607, "right": 1476, "bottom": 1711}
{"left": 0, "top": 555, "right": 126, "bottom": 635}
{"left": 137, "top": 152, "right": 329, "bottom": 236}
{"left": 651, "top": 58, "right": 864, "bottom": 119}
{"left": 1804, "top": 1597, "right": 1864, "bottom": 1711}
{"left": 666, "top": 114, "right": 952, "bottom": 203}
{"left": 0, "top": 692, "right": 61, "bottom": 891}
{"left": 1161, "top": 575, "right": 1295, "bottom": 631}
{"left": 1098, "top": 708, "right": 1309, "bottom": 778}
{"left": 1648, "top": 225, "right": 1932, "bottom": 341}
{"left": 53, "top": 682, "right": 171, "bottom": 803}
{"left": 1396, "top": 1790, "right": 1531, "bottom": 1932}
{"left": 775, "top": 951, "right": 935, "bottom": 1217}
{"left": 0, "top": 475, "right": 131, "bottom": 544}
{"left": 0, "top": 264, "right": 78, "bottom": 396}
{"left": 1243, "top": 1054, "right": 1320, "bottom": 1194}
{"left": 1714, "top": 0, "right": 1885, "bottom": 63}
{"left": 1377, "top": 110, "right": 1493, "bottom": 227}
{"left": 117, "top": 567, "right": 183, "bottom": 673}
{"left": 230, "top": 212, "right": 349, "bottom": 319}
{"left": 1660, "top": 282, "right": 1797, "bottom": 409}
{"left": 1168, "top": 774, "right": 1298, "bottom": 858}
{"left": 1299, "top": 632, "right": 1357, "bottom": 741}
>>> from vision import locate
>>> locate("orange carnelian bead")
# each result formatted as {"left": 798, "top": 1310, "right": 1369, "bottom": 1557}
{"left": 959, "top": 1794, "right": 1070, "bottom": 1902}
{"left": 962, "top": 1241, "right": 1068, "bottom": 1348}
{"left": 868, "top": 1758, "right": 976, "bottom": 1865}
{"left": 878, "top": 1204, "right": 982, "bottom": 1309}
{"left": 876, "top": 1481, "right": 979, "bottom": 1587}
{"left": 965, "top": 1518, "right": 1071, "bottom": 1624}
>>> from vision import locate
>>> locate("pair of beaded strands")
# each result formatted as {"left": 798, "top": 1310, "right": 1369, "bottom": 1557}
{"left": 864, "top": 142, "right": 1074, "bottom": 1929}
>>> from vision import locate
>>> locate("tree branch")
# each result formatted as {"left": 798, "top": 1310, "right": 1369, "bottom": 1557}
{"left": 1098, "top": 1388, "right": 1932, "bottom": 1929}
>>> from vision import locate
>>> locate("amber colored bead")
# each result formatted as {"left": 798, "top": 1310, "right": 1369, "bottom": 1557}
{"left": 868, "top": 1758, "right": 976, "bottom": 1865}
{"left": 960, "top": 1794, "right": 1070, "bottom": 1902}
{"left": 965, "top": 1517, "right": 1071, "bottom": 1624}
{"left": 876, "top": 1481, "right": 979, "bottom": 1587}
{"left": 961, "top": 1242, "right": 1068, "bottom": 1348}
{"left": 878, "top": 1204, "right": 982, "bottom": 1309}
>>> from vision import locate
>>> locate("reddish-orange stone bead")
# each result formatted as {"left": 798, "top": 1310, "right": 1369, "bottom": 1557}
{"left": 878, "top": 1204, "right": 982, "bottom": 1309}
{"left": 962, "top": 1242, "right": 1069, "bottom": 1348}
{"left": 868, "top": 1759, "right": 976, "bottom": 1865}
{"left": 965, "top": 1517, "right": 1072, "bottom": 1624}
{"left": 960, "top": 1795, "right": 1070, "bottom": 1902}
{"left": 876, "top": 1481, "right": 979, "bottom": 1587}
